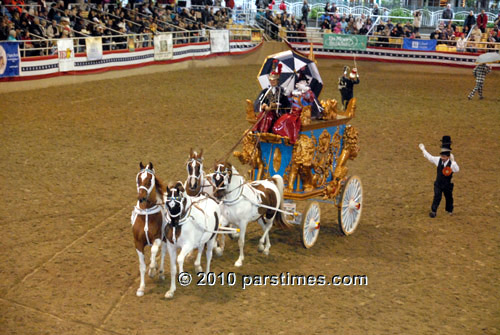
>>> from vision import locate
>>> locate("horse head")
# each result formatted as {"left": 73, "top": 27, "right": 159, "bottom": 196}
{"left": 137, "top": 162, "right": 164, "bottom": 210}
{"left": 212, "top": 160, "right": 233, "bottom": 199}
{"left": 185, "top": 148, "right": 204, "bottom": 195}
{"left": 165, "top": 181, "right": 187, "bottom": 223}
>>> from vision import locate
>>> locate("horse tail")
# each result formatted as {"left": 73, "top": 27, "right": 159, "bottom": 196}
{"left": 271, "top": 175, "right": 292, "bottom": 230}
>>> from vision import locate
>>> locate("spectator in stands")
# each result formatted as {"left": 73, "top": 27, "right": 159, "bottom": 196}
{"left": 466, "top": 35, "right": 478, "bottom": 53}
{"left": 340, "top": 17, "right": 347, "bottom": 33}
{"left": 456, "top": 33, "right": 466, "bottom": 52}
{"left": 324, "top": 2, "right": 331, "bottom": 14}
{"left": 8, "top": 29, "right": 17, "bottom": 41}
{"left": 430, "top": 28, "right": 440, "bottom": 40}
{"left": 372, "top": 4, "right": 379, "bottom": 18}
{"left": 331, "top": 2, "right": 337, "bottom": 14}
{"left": 386, "top": 18, "right": 394, "bottom": 31}
{"left": 471, "top": 24, "right": 482, "bottom": 44}
{"left": 29, "top": 16, "right": 46, "bottom": 38}
{"left": 476, "top": 9, "right": 488, "bottom": 33}
{"left": 320, "top": 18, "right": 331, "bottom": 32}
{"left": 301, "top": 0, "right": 309, "bottom": 26}
{"left": 413, "top": 10, "right": 421, "bottom": 34}
{"left": 487, "top": 30, "right": 498, "bottom": 48}
{"left": 46, "top": 19, "right": 59, "bottom": 38}
{"left": 442, "top": 4, "right": 453, "bottom": 25}
{"left": 463, "top": 11, "right": 476, "bottom": 33}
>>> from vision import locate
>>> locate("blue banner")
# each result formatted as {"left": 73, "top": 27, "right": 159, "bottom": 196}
{"left": 0, "top": 42, "right": 20, "bottom": 78}
{"left": 402, "top": 38, "right": 437, "bottom": 51}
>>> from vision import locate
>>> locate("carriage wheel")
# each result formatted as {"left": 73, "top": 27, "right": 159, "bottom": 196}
{"left": 338, "top": 175, "right": 363, "bottom": 235}
{"left": 301, "top": 201, "right": 321, "bottom": 249}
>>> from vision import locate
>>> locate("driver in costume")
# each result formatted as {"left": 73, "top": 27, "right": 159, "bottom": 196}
{"left": 253, "top": 60, "right": 290, "bottom": 133}
{"left": 419, "top": 136, "right": 460, "bottom": 218}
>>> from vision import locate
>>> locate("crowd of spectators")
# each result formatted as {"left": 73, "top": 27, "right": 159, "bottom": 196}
{"left": 0, "top": 0, "right": 233, "bottom": 54}
{"left": 2, "top": 0, "right": 500, "bottom": 55}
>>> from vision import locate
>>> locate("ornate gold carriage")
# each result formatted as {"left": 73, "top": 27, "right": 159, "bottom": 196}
{"left": 234, "top": 94, "right": 363, "bottom": 248}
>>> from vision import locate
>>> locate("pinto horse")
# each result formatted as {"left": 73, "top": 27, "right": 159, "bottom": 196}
{"left": 184, "top": 148, "right": 215, "bottom": 197}
{"left": 164, "top": 181, "right": 223, "bottom": 298}
{"left": 131, "top": 162, "right": 168, "bottom": 297}
{"left": 212, "top": 161, "right": 286, "bottom": 267}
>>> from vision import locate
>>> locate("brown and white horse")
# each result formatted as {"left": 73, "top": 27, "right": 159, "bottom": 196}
{"left": 164, "top": 181, "right": 223, "bottom": 298}
{"left": 184, "top": 148, "right": 215, "bottom": 197}
{"left": 131, "top": 162, "right": 167, "bottom": 297}
{"left": 212, "top": 161, "right": 286, "bottom": 267}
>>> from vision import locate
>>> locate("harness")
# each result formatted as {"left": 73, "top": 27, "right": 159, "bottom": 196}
{"left": 131, "top": 205, "right": 167, "bottom": 246}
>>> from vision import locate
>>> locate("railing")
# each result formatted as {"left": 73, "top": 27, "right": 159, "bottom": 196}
{"left": 283, "top": 28, "right": 500, "bottom": 54}
{"left": 17, "top": 28, "right": 256, "bottom": 57}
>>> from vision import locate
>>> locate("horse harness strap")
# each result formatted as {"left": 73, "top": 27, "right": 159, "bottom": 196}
{"left": 131, "top": 204, "right": 164, "bottom": 246}
{"left": 222, "top": 178, "right": 246, "bottom": 206}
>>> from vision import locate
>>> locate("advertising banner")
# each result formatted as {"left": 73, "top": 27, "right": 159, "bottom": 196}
{"left": 0, "top": 42, "right": 20, "bottom": 78}
{"left": 85, "top": 37, "right": 103, "bottom": 61}
{"left": 210, "top": 29, "right": 230, "bottom": 53}
{"left": 57, "top": 38, "right": 75, "bottom": 72}
{"left": 154, "top": 33, "right": 173, "bottom": 60}
{"left": 402, "top": 38, "right": 437, "bottom": 51}
{"left": 323, "top": 34, "right": 367, "bottom": 51}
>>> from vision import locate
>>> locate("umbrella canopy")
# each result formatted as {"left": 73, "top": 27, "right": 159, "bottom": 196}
{"left": 257, "top": 50, "right": 323, "bottom": 97}
{"left": 476, "top": 52, "right": 500, "bottom": 64}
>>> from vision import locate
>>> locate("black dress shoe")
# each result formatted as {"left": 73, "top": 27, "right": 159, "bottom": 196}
{"left": 429, "top": 211, "right": 436, "bottom": 218}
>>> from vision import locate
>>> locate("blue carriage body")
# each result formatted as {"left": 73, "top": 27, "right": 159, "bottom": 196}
{"left": 254, "top": 123, "right": 347, "bottom": 195}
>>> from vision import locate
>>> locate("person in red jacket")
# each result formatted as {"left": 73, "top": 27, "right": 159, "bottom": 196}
{"left": 477, "top": 9, "right": 488, "bottom": 33}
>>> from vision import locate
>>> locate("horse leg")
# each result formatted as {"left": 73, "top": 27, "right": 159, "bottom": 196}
{"left": 235, "top": 223, "right": 247, "bottom": 267}
{"left": 259, "top": 218, "right": 273, "bottom": 256}
{"left": 194, "top": 245, "right": 204, "bottom": 273}
{"left": 159, "top": 241, "right": 167, "bottom": 281}
{"left": 148, "top": 238, "right": 161, "bottom": 278}
{"left": 136, "top": 249, "right": 147, "bottom": 297}
{"left": 206, "top": 239, "right": 215, "bottom": 274}
{"left": 257, "top": 219, "right": 266, "bottom": 252}
{"left": 165, "top": 242, "right": 177, "bottom": 299}
{"left": 215, "top": 234, "right": 225, "bottom": 257}
{"left": 177, "top": 245, "right": 192, "bottom": 274}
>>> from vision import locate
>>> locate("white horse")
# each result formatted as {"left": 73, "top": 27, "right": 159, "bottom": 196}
{"left": 164, "top": 181, "right": 224, "bottom": 299}
{"left": 212, "top": 161, "right": 286, "bottom": 267}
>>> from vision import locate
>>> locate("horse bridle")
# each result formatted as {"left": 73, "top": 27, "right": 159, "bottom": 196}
{"left": 212, "top": 163, "right": 232, "bottom": 191}
{"left": 186, "top": 158, "right": 204, "bottom": 186}
{"left": 165, "top": 188, "right": 186, "bottom": 219}
{"left": 136, "top": 168, "right": 156, "bottom": 204}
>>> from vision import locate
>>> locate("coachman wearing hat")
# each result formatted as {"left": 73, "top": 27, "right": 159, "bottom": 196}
{"left": 253, "top": 60, "right": 291, "bottom": 133}
{"left": 338, "top": 66, "right": 360, "bottom": 110}
{"left": 419, "top": 136, "right": 460, "bottom": 218}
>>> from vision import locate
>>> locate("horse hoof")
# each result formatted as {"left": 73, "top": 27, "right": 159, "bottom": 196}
{"left": 195, "top": 266, "right": 203, "bottom": 273}
{"left": 136, "top": 290, "right": 144, "bottom": 297}
{"left": 263, "top": 249, "right": 270, "bottom": 256}
{"left": 165, "top": 291, "right": 174, "bottom": 299}
{"left": 148, "top": 269, "right": 156, "bottom": 278}
{"left": 235, "top": 260, "right": 243, "bottom": 267}
{"left": 215, "top": 247, "right": 223, "bottom": 257}
{"left": 258, "top": 244, "right": 265, "bottom": 252}
{"left": 159, "top": 274, "right": 165, "bottom": 281}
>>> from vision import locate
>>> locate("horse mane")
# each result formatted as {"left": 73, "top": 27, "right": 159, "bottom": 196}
{"left": 155, "top": 175, "right": 166, "bottom": 201}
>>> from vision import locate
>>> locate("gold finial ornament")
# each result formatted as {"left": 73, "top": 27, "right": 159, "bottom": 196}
{"left": 323, "top": 125, "right": 360, "bottom": 199}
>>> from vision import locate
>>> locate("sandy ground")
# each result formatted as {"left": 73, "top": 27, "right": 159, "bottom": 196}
{"left": 0, "top": 43, "right": 499, "bottom": 335}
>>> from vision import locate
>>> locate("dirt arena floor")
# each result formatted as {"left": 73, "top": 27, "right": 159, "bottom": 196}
{"left": 1, "top": 44, "right": 499, "bottom": 334}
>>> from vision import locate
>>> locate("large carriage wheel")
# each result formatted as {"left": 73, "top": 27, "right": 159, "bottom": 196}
{"left": 301, "top": 201, "right": 321, "bottom": 249}
{"left": 338, "top": 175, "right": 363, "bottom": 235}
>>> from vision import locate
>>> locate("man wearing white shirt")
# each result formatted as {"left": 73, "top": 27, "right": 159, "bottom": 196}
{"left": 419, "top": 136, "right": 459, "bottom": 218}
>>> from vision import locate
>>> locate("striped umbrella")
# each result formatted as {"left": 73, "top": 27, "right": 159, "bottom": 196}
{"left": 257, "top": 50, "right": 323, "bottom": 98}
